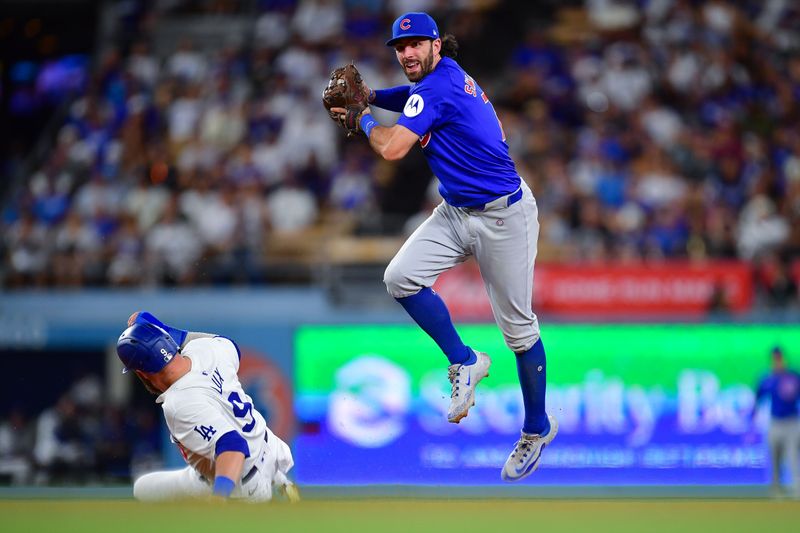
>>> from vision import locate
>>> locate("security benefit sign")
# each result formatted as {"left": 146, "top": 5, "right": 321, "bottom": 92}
{"left": 294, "top": 324, "right": 800, "bottom": 485}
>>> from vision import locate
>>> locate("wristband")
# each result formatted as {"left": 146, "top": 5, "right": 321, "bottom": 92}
{"left": 212, "top": 475, "right": 236, "bottom": 498}
{"left": 360, "top": 115, "right": 377, "bottom": 138}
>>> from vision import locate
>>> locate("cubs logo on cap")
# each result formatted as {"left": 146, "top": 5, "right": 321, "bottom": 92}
{"left": 386, "top": 12, "right": 439, "bottom": 46}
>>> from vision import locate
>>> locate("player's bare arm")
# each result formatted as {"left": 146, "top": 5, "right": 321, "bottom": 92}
{"left": 329, "top": 106, "right": 418, "bottom": 161}
{"left": 214, "top": 451, "right": 246, "bottom": 484}
{"left": 362, "top": 116, "right": 419, "bottom": 161}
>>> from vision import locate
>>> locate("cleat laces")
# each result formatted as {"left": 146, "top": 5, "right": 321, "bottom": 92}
{"left": 512, "top": 436, "right": 537, "bottom": 464}
{"left": 448, "top": 365, "right": 461, "bottom": 397}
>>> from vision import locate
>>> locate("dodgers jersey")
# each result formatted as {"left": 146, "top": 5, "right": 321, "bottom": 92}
{"left": 156, "top": 336, "right": 270, "bottom": 476}
{"left": 397, "top": 56, "right": 520, "bottom": 207}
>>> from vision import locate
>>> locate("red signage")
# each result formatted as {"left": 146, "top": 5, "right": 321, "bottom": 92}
{"left": 433, "top": 261, "right": 754, "bottom": 319}
{"left": 239, "top": 349, "right": 295, "bottom": 441}
{"left": 794, "top": 259, "right": 800, "bottom": 291}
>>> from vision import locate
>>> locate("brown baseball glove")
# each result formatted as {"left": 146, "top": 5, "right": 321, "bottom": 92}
{"left": 322, "top": 63, "right": 369, "bottom": 137}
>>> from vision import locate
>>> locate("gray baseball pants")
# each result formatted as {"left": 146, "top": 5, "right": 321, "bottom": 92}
{"left": 768, "top": 418, "right": 800, "bottom": 495}
{"left": 384, "top": 180, "right": 540, "bottom": 353}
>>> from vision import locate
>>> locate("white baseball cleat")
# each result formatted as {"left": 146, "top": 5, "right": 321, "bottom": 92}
{"left": 447, "top": 351, "right": 491, "bottom": 423}
{"left": 281, "top": 482, "right": 301, "bottom": 503}
{"left": 273, "top": 471, "right": 301, "bottom": 503}
{"left": 501, "top": 415, "right": 558, "bottom": 482}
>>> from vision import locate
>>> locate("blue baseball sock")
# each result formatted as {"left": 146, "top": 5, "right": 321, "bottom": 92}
{"left": 516, "top": 338, "right": 549, "bottom": 435}
{"left": 396, "top": 287, "right": 475, "bottom": 365}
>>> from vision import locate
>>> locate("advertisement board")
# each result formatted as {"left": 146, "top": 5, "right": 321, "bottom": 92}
{"left": 295, "top": 324, "right": 799, "bottom": 485}
{"left": 434, "top": 262, "right": 753, "bottom": 319}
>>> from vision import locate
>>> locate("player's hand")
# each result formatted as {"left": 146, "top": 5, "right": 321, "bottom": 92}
{"left": 330, "top": 106, "right": 370, "bottom": 118}
{"left": 330, "top": 106, "right": 371, "bottom": 119}
{"left": 330, "top": 106, "right": 370, "bottom": 136}
{"left": 127, "top": 312, "right": 140, "bottom": 327}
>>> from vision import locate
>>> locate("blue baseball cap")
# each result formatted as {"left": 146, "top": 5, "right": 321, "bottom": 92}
{"left": 386, "top": 12, "right": 439, "bottom": 47}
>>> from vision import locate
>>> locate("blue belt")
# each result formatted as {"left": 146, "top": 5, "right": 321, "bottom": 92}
{"left": 472, "top": 187, "right": 523, "bottom": 211}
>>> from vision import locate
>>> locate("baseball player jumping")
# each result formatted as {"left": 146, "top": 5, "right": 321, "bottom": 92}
{"left": 328, "top": 12, "right": 557, "bottom": 482}
{"left": 116, "top": 311, "right": 299, "bottom": 501}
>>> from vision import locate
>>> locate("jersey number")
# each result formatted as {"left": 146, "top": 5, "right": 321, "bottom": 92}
{"left": 228, "top": 391, "right": 255, "bottom": 433}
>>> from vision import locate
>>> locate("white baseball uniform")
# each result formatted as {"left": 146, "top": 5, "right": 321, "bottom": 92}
{"left": 132, "top": 336, "right": 294, "bottom": 502}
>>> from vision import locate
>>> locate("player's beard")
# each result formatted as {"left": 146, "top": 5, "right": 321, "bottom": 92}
{"left": 404, "top": 47, "right": 434, "bottom": 82}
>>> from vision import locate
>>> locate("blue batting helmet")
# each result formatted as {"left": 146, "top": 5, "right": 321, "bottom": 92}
{"left": 117, "top": 322, "right": 178, "bottom": 374}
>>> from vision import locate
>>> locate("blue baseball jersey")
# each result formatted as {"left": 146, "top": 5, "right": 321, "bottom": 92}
{"left": 397, "top": 57, "right": 520, "bottom": 207}
{"left": 755, "top": 370, "right": 800, "bottom": 419}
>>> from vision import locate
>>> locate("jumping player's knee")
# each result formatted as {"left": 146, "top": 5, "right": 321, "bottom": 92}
{"left": 505, "top": 331, "right": 540, "bottom": 354}
{"left": 383, "top": 262, "right": 418, "bottom": 298}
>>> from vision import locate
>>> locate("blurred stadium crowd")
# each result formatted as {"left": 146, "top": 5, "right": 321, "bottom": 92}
{"left": 0, "top": 0, "right": 798, "bottom": 308}
{"left": 0, "top": 372, "right": 161, "bottom": 486}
